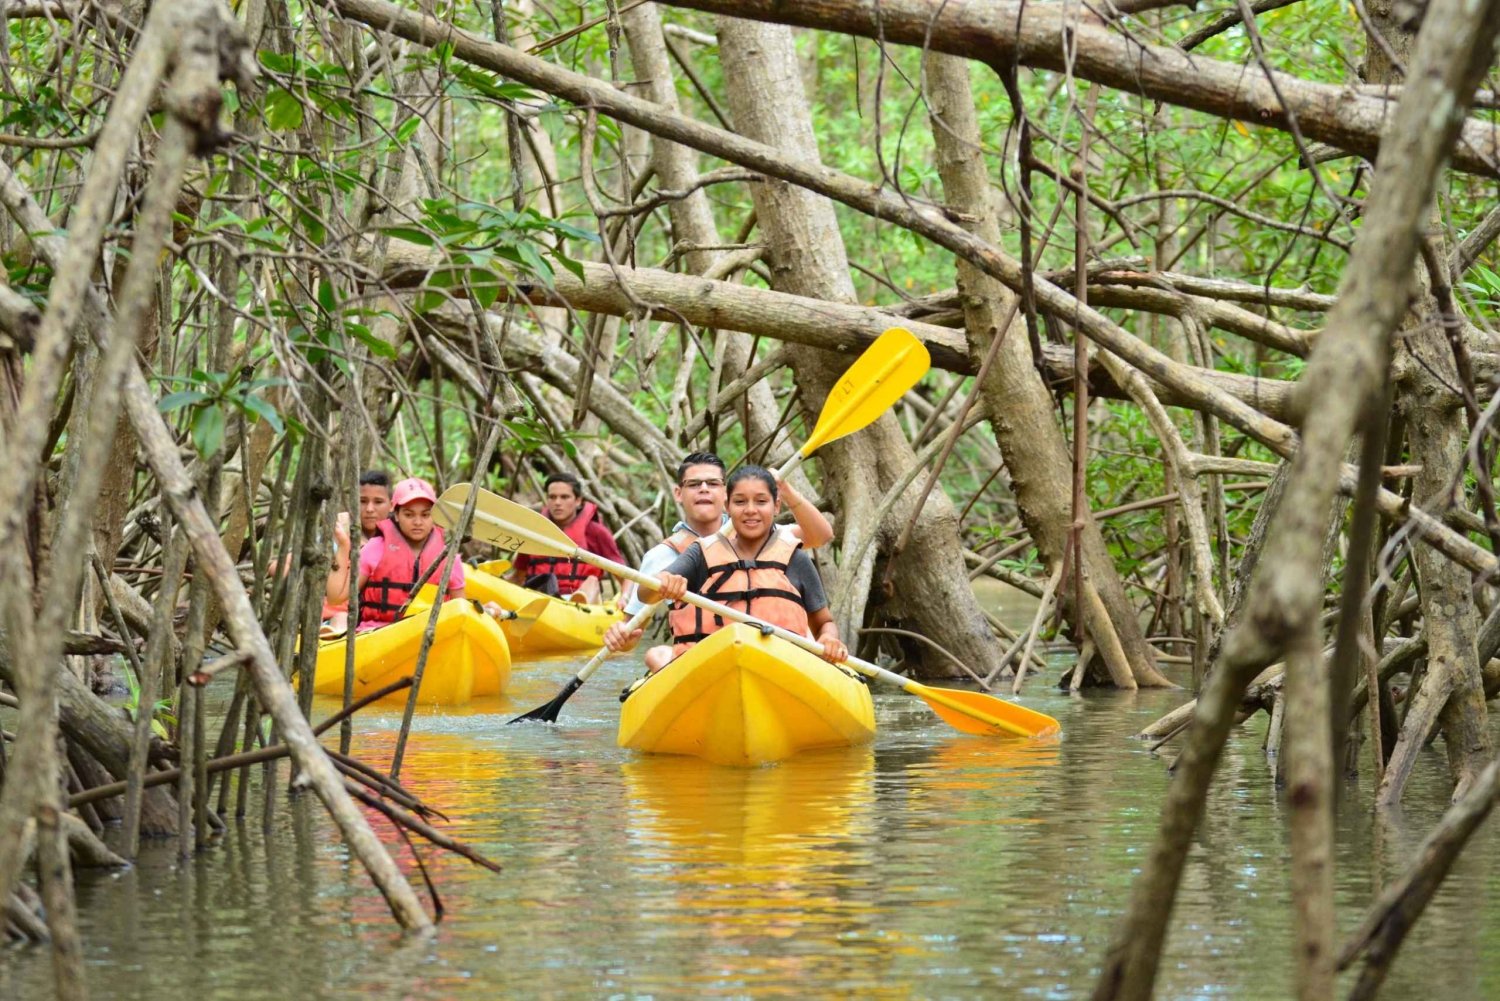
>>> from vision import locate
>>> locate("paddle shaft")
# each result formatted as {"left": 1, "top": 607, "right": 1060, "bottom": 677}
{"left": 574, "top": 602, "right": 660, "bottom": 685}
{"left": 467, "top": 506, "right": 1036, "bottom": 735}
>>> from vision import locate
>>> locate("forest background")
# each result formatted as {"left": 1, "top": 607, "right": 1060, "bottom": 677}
{"left": 2, "top": 0, "right": 1500, "bottom": 999}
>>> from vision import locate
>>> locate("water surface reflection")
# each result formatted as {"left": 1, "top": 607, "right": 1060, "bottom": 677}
{"left": 4, "top": 651, "right": 1500, "bottom": 998}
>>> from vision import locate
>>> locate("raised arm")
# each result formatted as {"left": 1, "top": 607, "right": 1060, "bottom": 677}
{"left": 325, "top": 512, "right": 353, "bottom": 605}
{"left": 777, "top": 479, "right": 833, "bottom": 549}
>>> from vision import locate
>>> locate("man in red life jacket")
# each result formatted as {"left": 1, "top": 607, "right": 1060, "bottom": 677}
{"left": 509, "top": 472, "right": 624, "bottom": 604}
{"left": 352, "top": 477, "right": 466, "bottom": 630}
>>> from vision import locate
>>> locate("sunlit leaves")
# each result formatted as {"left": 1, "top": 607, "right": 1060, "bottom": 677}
{"left": 0, "top": 84, "right": 71, "bottom": 132}
{"left": 263, "top": 87, "right": 304, "bottom": 131}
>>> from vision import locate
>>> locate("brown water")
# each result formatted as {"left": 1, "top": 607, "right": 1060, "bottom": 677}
{"left": 5, "top": 632, "right": 1500, "bottom": 998}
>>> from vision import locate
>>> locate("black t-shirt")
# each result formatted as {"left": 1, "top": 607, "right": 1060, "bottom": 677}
{"left": 661, "top": 535, "right": 828, "bottom": 614}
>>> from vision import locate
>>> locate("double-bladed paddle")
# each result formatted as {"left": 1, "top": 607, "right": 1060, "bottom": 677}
{"left": 502, "top": 326, "right": 932, "bottom": 724}
{"left": 445, "top": 486, "right": 1060, "bottom": 738}
{"left": 768, "top": 325, "right": 930, "bottom": 480}
{"left": 507, "top": 602, "right": 663, "bottom": 723}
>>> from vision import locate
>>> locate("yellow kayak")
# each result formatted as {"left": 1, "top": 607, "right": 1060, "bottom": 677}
{"left": 617, "top": 623, "right": 876, "bottom": 766}
{"left": 312, "top": 599, "right": 511, "bottom": 705}
{"left": 463, "top": 560, "right": 624, "bottom": 656}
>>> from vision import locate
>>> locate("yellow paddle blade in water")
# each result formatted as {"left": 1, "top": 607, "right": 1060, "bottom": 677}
{"left": 912, "top": 683, "right": 1061, "bottom": 738}
{"left": 504, "top": 597, "right": 554, "bottom": 641}
{"left": 434, "top": 483, "right": 574, "bottom": 556}
{"left": 800, "top": 326, "right": 930, "bottom": 457}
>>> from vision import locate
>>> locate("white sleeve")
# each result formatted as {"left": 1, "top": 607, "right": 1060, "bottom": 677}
{"left": 623, "top": 543, "right": 680, "bottom": 615}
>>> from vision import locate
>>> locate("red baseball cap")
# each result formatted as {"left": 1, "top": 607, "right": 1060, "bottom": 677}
{"left": 391, "top": 477, "right": 438, "bottom": 508}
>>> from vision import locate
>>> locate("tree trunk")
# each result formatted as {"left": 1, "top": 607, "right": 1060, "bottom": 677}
{"left": 1370, "top": 0, "right": 1492, "bottom": 808}
{"left": 714, "top": 16, "right": 1002, "bottom": 679}
{"left": 923, "top": 53, "right": 1169, "bottom": 688}
{"left": 620, "top": 3, "right": 793, "bottom": 473}
{"left": 1092, "top": 0, "right": 1500, "bottom": 994}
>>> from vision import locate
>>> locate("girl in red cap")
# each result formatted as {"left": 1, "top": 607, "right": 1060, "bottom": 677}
{"left": 352, "top": 477, "right": 466, "bottom": 630}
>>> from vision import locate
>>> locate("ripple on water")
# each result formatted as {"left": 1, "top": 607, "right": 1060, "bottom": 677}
{"left": 8, "top": 654, "right": 1500, "bottom": 999}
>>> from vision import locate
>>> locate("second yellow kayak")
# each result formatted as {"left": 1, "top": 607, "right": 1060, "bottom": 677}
{"left": 312, "top": 599, "right": 511, "bottom": 705}
{"left": 464, "top": 560, "right": 625, "bottom": 655}
{"left": 618, "top": 623, "right": 876, "bottom": 767}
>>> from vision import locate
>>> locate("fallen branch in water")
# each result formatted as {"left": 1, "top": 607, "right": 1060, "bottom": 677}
{"left": 343, "top": 781, "right": 501, "bottom": 873}
{"left": 69, "top": 676, "right": 416, "bottom": 808}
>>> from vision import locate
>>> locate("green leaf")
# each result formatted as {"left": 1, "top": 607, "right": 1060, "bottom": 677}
{"left": 346, "top": 322, "right": 398, "bottom": 359}
{"left": 394, "top": 115, "right": 422, "bottom": 143}
{"left": 552, "top": 248, "right": 586, "bottom": 281}
{"left": 158, "top": 390, "right": 208, "bottom": 412}
{"left": 380, "top": 225, "right": 436, "bottom": 247}
{"left": 191, "top": 404, "right": 226, "bottom": 458}
{"left": 467, "top": 267, "right": 504, "bottom": 309}
{"left": 238, "top": 394, "right": 285, "bottom": 433}
{"left": 263, "top": 88, "right": 304, "bottom": 132}
{"left": 317, "top": 278, "right": 337, "bottom": 314}
{"left": 259, "top": 51, "right": 298, "bottom": 75}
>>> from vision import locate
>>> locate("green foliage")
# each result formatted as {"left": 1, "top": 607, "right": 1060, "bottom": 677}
{"left": 157, "top": 368, "right": 288, "bottom": 457}
{"left": 389, "top": 198, "right": 598, "bottom": 313}
{"left": 1459, "top": 264, "right": 1500, "bottom": 309}
{"left": 117, "top": 660, "right": 175, "bottom": 741}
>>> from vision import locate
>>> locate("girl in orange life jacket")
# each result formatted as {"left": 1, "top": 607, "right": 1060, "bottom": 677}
{"left": 606, "top": 451, "right": 834, "bottom": 672}
{"left": 643, "top": 465, "right": 848, "bottom": 666}
{"left": 352, "top": 477, "right": 467, "bottom": 631}
{"left": 321, "top": 469, "right": 393, "bottom": 635}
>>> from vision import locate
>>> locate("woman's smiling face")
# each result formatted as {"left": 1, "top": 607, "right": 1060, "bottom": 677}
{"left": 727, "top": 476, "right": 777, "bottom": 543}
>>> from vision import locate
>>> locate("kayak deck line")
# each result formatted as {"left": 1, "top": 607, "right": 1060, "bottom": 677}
{"left": 311, "top": 598, "right": 512, "bottom": 705}
{"left": 618, "top": 623, "right": 876, "bottom": 767}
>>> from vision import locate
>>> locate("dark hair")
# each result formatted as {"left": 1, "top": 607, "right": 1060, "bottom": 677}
{"left": 359, "top": 469, "right": 391, "bottom": 490}
{"left": 544, "top": 472, "right": 582, "bottom": 498}
{"left": 726, "top": 465, "right": 777, "bottom": 500}
{"left": 677, "top": 451, "right": 726, "bottom": 484}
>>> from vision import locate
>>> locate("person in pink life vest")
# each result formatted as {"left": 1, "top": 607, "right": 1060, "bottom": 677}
{"left": 351, "top": 477, "right": 467, "bottom": 631}
{"left": 508, "top": 471, "right": 624, "bottom": 604}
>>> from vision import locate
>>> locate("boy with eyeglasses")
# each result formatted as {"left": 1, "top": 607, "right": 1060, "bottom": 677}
{"left": 607, "top": 452, "right": 832, "bottom": 672}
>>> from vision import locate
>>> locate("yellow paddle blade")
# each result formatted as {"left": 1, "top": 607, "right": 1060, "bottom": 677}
{"left": 404, "top": 583, "right": 439, "bottom": 616}
{"left": 433, "top": 484, "right": 574, "bottom": 556}
{"left": 504, "top": 597, "right": 553, "bottom": 641}
{"left": 800, "top": 326, "right": 930, "bottom": 457}
{"left": 912, "top": 683, "right": 1061, "bottom": 738}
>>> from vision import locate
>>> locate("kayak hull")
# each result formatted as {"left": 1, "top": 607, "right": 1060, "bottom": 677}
{"left": 617, "top": 623, "right": 876, "bottom": 767}
{"left": 312, "top": 599, "right": 511, "bottom": 705}
{"left": 465, "top": 561, "right": 624, "bottom": 655}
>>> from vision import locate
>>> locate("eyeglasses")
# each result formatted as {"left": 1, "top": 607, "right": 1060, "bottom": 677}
{"left": 680, "top": 477, "right": 724, "bottom": 490}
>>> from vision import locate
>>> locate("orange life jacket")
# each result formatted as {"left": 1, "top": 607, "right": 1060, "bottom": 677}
{"left": 668, "top": 531, "right": 809, "bottom": 656}
{"left": 524, "top": 501, "right": 606, "bottom": 595}
{"left": 661, "top": 527, "right": 698, "bottom": 555}
{"left": 358, "top": 519, "right": 450, "bottom": 626}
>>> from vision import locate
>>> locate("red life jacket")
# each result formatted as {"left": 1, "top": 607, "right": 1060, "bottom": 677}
{"left": 358, "top": 519, "right": 450, "bottom": 626}
{"left": 668, "top": 531, "right": 809, "bottom": 656}
{"left": 525, "top": 501, "right": 606, "bottom": 595}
